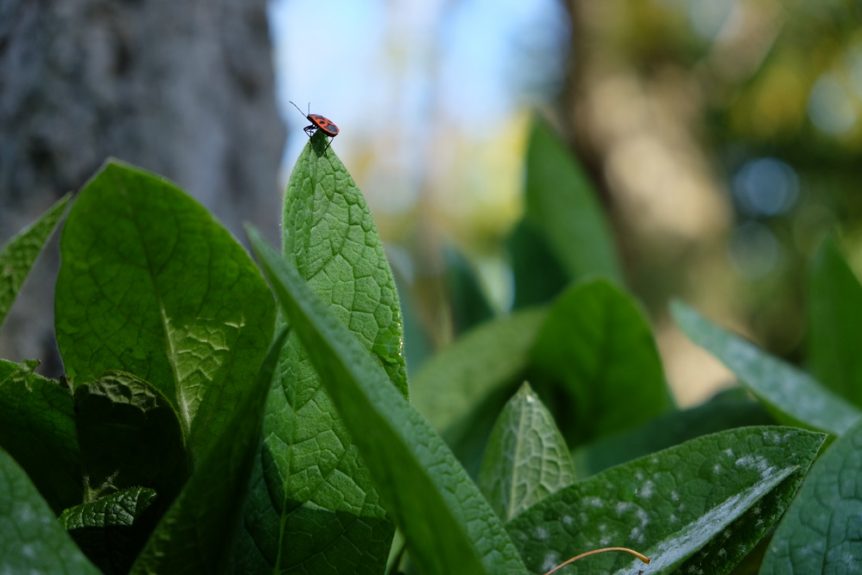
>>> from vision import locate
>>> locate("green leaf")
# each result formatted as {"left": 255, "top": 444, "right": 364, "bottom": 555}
{"left": 413, "top": 308, "right": 546, "bottom": 433}
{"left": 508, "top": 116, "right": 626, "bottom": 310}
{"left": 74, "top": 372, "right": 188, "bottom": 504}
{"left": 0, "top": 193, "right": 70, "bottom": 328}
{"left": 249, "top": 230, "right": 529, "bottom": 575}
{"left": 51, "top": 160, "right": 276, "bottom": 573}
{"left": 479, "top": 383, "right": 576, "bottom": 521}
{"left": 507, "top": 427, "right": 824, "bottom": 575}
{"left": 55, "top": 160, "right": 276, "bottom": 461}
{"left": 522, "top": 118, "right": 622, "bottom": 285}
{"left": 673, "top": 301, "right": 862, "bottom": 436}
{"left": 507, "top": 219, "right": 570, "bottom": 309}
{"left": 761, "top": 418, "right": 862, "bottom": 574}
{"left": 0, "top": 447, "right": 99, "bottom": 574}
{"left": 282, "top": 136, "right": 407, "bottom": 394}
{"left": 443, "top": 245, "right": 495, "bottom": 334}
{"left": 60, "top": 487, "right": 158, "bottom": 575}
{"left": 238, "top": 137, "right": 408, "bottom": 574}
{"left": 0, "top": 359, "right": 81, "bottom": 513}
{"left": 412, "top": 308, "right": 547, "bottom": 476}
{"left": 531, "top": 280, "right": 674, "bottom": 445}
{"left": 573, "top": 388, "right": 774, "bottom": 476}
{"left": 131, "top": 328, "right": 288, "bottom": 573}
{"left": 807, "top": 237, "right": 862, "bottom": 407}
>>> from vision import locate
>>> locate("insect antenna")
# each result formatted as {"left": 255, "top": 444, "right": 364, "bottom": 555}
{"left": 288, "top": 100, "right": 308, "bottom": 120}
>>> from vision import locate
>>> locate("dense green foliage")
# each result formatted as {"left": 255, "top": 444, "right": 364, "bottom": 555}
{"left": 0, "top": 124, "right": 858, "bottom": 574}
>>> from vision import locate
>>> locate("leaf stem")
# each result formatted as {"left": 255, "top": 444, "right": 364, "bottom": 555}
{"left": 385, "top": 538, "right": 407, "bottom": 575}
{"left": 542, "top": 546, "right": 650, "bottom": 575}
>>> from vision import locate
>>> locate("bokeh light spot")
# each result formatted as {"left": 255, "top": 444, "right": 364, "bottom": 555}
{"left": 808, "top": 73, "right": 857, "bottom": 135}
{"left": 729, "top": 221, "right": 782, "bottom": 280}
{"left": 732, "top": 157, "right": 799, "bottom": 217}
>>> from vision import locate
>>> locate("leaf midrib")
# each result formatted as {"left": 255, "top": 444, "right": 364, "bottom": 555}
{"left": 270, "top": 408, "right": 367, "bottom": 573}
{"left": 506, "top": 397, "right": 530, "bottom": 520}
{"left": 119, "top": 184, "right": 190, "bottom": 441}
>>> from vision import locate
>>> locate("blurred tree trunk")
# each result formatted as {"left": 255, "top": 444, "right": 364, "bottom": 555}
{"left": 0, "top": 0, "right": 285, "bottom": 373}
{"left": 559, "top": 1, "right": 734, "bottom": 405}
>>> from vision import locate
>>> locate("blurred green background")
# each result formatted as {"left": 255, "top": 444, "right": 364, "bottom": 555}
{"left": 276, "top": 0, "right": 862, "bottom": 404}
{"left": 3, "top": 0, "right": 862, "bottom": 403}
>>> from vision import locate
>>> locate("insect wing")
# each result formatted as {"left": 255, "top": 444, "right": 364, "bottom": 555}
{"left": 308, "top": 114, "right": 339, "bottom": 137}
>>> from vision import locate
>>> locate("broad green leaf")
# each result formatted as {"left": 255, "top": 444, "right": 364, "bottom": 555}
{"left": 531, "top": 280, "right": 674, "bottom": 445}
{"left": 507, "top": 427, "right": 824, "bottom": 575}
{"left": 282, "top": 137, "right": 407, "bottom": 393}
{"left": 761, "top": 418, "right": 862, "bottom": 574}
{"left": 74, "top": 372, "right": 188, "bottom": 504}
{"left": 573, "top": 388, "right": 773, "bottom": 476}
{"left": 413, "top": 308, "right": 546, "bottom": 432}
{"left": 807, "top": 237, "right": 862, "bottom": 407}
{"left": 522, "top": 118, "right": 622, "bottom": 285}
{"left": 53, "top": 160, "right": 276, "bottom": 573}
{"left": 249, "top": 231, "right": 529, "bottom": 575}
{"left": 0, "top": 193, "right": 70, "bottom": 327}
{"left": 413, "top": 308, "right": 547, "bottom": 476}
{"left": 443, "top": 245, "right": 495, "bottom": 334}
{"left": 0, "top": 447, "right": 99, "bottom": 574}
{"left": 507, "top": 219, "right": 570, "bottom": 309}
{"left": 60, "top": 487, "right": 158, "bottom": 575}
{"left": 673, "top": 301, "right": 862, "bottom": 436}
{"left": 0, "top": 359, "right": 81, "bottom": 513}
{"left": 479, "top": 382, "right": 576, "bottom": 521}
{"left": 239, "top": 136, "right": 408, "bottom": 574}
{"left": 55, "top": 160, "right": 275, "bottom": 461}
{"left": 131, "top": 328, "right": 287, "bottom": 573}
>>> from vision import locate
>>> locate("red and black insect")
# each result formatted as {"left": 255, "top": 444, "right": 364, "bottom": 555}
{"left": 289, "top": 100, "right": 339, "bottom": 139}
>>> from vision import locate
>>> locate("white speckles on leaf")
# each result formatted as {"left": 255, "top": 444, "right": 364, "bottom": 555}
{"left": 541, "top": 552, "right": 560, "bottom": 572}
{"left": 535, "top": 526, "right": 550, "bottom": 541}
{"left": 506, "top": 427, "right": 823, "bottom": 575}
{"left": 734, "top": 455, "right": 775, "bottom": 479}
{"left": 637, "top": 480, "right": 655, "bottom": 499}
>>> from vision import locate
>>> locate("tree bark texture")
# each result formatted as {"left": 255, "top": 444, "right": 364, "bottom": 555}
{"left": 0, "top": 0, "right": 285, "bottom": 372}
